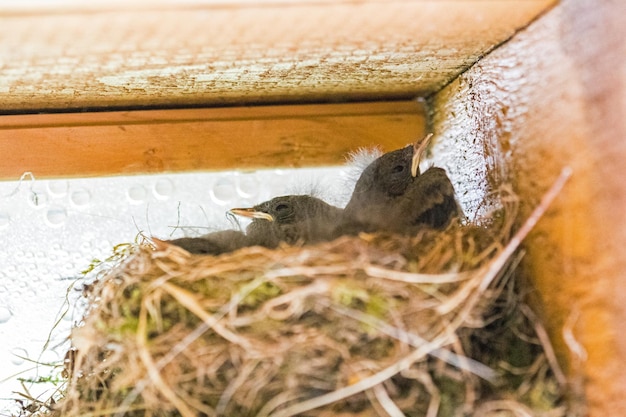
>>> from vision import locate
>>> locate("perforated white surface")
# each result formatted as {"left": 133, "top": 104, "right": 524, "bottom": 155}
{"left": 0, "top": 166, "right": 351, "bottom": 412}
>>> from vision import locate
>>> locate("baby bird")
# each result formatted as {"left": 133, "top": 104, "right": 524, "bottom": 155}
{"left": 338, "top": 134, "right": 461, "bottom": 235}
{"left": 231, "top": 194, "right": 343, "bottom": 248}
{"left": 161, "top": 195, "right": 342, "bottom": 254}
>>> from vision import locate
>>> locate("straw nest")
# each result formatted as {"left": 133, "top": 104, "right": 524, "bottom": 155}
{"left": 31, "top": 187, "right": 570, "bottom": 417}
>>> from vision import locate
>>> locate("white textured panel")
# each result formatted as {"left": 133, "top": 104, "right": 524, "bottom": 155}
{"left": 0, "top": 166, "right": 351, "bottom": 412}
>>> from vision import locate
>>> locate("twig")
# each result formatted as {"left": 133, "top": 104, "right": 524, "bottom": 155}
{"left": 520, "top": 304, "right": 567, "bottom": 388}
{"left": 364, "top": 265, "right": 473, "bottom": 284}
{"left": 371, "top": 384, "right": 405, "bottom": 417}
{"left": 161, "top": 281, "right": 253, "bottom": 350}
{"left": 447, "top": 168, "right": 573, "bottom": 331}
{"left": 321, "top": 300, "right": 497, "bottom": 382}
{"left": 135, "top": 303, "right": 196, "bottom": 417}
{"left": 261, "top": 333, "right": 452, "bottom": 417}
{"left": 563, "top": 307, "right": 587, "bottom": 362}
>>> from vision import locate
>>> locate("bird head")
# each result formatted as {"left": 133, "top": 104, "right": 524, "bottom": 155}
{"left": 230, "top": 195, "right": 342, "bottom": 225}
{"left": 230, "top": 195, "right": 342, "bottom": 246}
{"left": 350, "top": 133, "right": 434, "bottom": 198}
{"left": 230, "top": 196, "right": 301, "bottom": 224}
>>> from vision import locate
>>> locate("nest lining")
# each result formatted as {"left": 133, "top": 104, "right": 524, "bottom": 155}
{"left": 20, "top": 185, "right": 571, "bottom": 417}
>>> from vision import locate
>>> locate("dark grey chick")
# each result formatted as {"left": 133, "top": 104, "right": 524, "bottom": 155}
{"left": 231, "top": 195, "right": 343, "bottom": 248}
{"left": 338, "top": 134, "right": 462, "bottom": 235}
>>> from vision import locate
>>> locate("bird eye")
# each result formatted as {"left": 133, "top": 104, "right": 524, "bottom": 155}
{"left": 275, "top": 203, "right": 289, "bottom": 211}
{"left": 392, "top": 164, "right": 404, "bottom": 173}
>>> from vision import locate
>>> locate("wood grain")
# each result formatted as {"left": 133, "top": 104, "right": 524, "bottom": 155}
{"left": 0, "top": 101, "right": 425, "bottom": 179}
{"left": 431, "top": 0, "right": 626, "bottom": 414}
{"left": 0, "top": 0, "right": 555, "bottom": 112}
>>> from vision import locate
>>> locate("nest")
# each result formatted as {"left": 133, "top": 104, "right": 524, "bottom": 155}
{"left": 26, "top": 185, "right": 571, "bottom": 417}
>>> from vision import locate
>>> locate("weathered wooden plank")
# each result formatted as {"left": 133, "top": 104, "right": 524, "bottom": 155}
{"left": 0, "top": 0, "right": 556, "bottom": 112}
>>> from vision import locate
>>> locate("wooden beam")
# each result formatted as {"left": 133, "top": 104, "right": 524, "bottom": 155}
{"left": 0, "top": 0, "right": 556, "bottom": 112}
{"left": 431, "top": 0, "right": 626, "bottom": 414}
{"left": 0, "top": 101, "right": 425, "bottom": 180}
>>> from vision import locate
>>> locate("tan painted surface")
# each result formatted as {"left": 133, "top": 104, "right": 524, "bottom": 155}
{"left": 0, "top": 0, "right": 554, "bottom": 112}
{"left": 0, "top": 101, "right": 424, "bottom": 179}
{"left": 431, "top": 0, "right": 626, "bottom": 414}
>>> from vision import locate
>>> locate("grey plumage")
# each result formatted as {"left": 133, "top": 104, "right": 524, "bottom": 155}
{"left": 161, "top": 135, "right": 459, "bottom": 254}
{"left": 162, "top": 195, "right": 343, "bottom": 255}
{"left": 165, "top": 229, "right": 248, "bottom": 255}
{"left": 338, "top": 135, "right": 462, "bottom": 235}
{"left": 233, "top": 194, "right": 343, "bottom": 248}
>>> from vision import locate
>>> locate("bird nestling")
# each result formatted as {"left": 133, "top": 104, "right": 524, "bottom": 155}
{"left": 231, "top": 195, "right": 343, "bottom": 248}
{"left": 159, "top": 195, "right": 343, "bottom": 254}
{"left": 338, "top": 133, "right": 462, "bottom": 235}
{"left": 158, "top": 133, "right": 460, "bottom": 254}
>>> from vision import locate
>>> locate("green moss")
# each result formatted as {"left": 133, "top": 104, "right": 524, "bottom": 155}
{"left": 331, "top": 283, "right": 391, "bottom": 319}
{"left": 240, "top": 281, "right": 282, "bottom": 309}
{"left": 526, "top": 376, "right": 562, "bottom": 411}
{"left": 433, "top": 373, "right": 468, "bottom": 417}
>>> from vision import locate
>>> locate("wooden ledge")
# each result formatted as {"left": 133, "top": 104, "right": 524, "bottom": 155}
{"left": 0, "top": 101, "right": 425, "bottom": 180}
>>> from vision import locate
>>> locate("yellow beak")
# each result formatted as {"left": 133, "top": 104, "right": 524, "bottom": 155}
{"left": 229, "top": 207, "right": 275, "bottom": 222}
{"left": 411, "top": 133, "right": 434, "bottom": 178}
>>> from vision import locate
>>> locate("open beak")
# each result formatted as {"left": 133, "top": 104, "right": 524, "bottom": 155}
{"left": 411, "top": 133, "right": 434, "bottom": 178}
{"left": 229, "top": 207, "right": 275, "bottom": 222}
